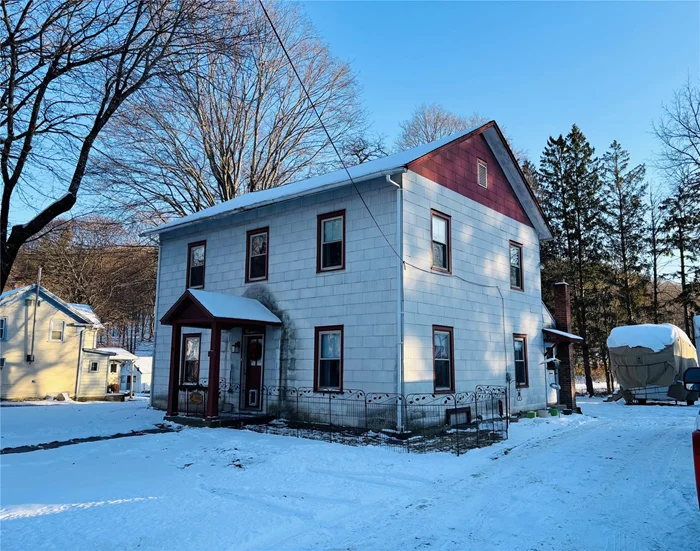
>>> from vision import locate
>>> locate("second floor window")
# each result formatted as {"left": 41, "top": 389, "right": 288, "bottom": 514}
{"left": 0, "top": 317, "right": 6, "bottom": 340}
{"left": 187, "top": 242, "right": 206, "bottom": 289}
{"left": 49, "top": 319, "right": 65, "bottom": 342}
{"left": 317, "top": 210, "right": 345, "bottom": 272}
{"left": 246, "top": 228, "right": 269, "bottom": 282}
{"left": 89, "top": 361, "right": 99, "bottom": 372}
{"left": 510, "top": 241, "right": 523, "bottom": 290}
{"left": 431, "top": 210, "right": 451, "bottom": 272}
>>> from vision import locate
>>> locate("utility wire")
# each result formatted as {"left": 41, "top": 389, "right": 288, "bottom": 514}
{"left": 258, "top": 0, "right": 512, "bottom": 381}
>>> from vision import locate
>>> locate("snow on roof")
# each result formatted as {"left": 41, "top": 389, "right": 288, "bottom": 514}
{"left": 543, "top": 327, "right": 583, "bottom": 342}
{"left": 607, "top": 324, "right": 694, "bottom": 353}
{"left": 95, "top": 347, "right": 138, "bottom": 360}
{"left": 0, "top": 284, "right": 103, "bottom": 328}
{"left": 189, "top": 289, "right": 282, "bottom": 325}
{"left": 142, "top": 125, "right": 489, "bottom": 237}
{"left": 69, "top": 303, "right": 101, "bottom": 326}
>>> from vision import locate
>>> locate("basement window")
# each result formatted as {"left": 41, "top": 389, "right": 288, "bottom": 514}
{"left": 478, "top": 159, "right": 488, "bottom": 188}
{"left": 49, "top": 320, "right": 65, "bottom": 342}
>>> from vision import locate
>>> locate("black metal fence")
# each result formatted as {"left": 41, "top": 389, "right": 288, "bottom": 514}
{"left": 177, "top": 381, "right": 509, "bottom": 455}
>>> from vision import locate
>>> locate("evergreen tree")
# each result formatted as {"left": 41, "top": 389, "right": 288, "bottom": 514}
{"left": 660, "top": 170, "right": 700, "bottom": 340}
{"left": 646, "top": 186, "right": 664, "bottom": 324}
{"left": 600, "top": 141, "right": 647, "bottom": 324}
{"left": 539, "top": 126, "right": 605, "bottom": 396}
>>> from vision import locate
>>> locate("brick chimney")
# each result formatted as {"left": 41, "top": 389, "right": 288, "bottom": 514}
{"left": 554, "top": 282, "right": 576, "bottom": 410}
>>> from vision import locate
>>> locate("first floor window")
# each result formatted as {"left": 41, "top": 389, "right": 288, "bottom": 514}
{"left": 317, "top": 211, "right": 345, "bottom": 271}
{"left": 89, "top": 361, "right": 99, "bottom": 372}
{"left": 49, "top": 319, "right": 65, "bottom": 342}
{"left": 514, "top": 335, "right": 528, "bottom": 387}
{"left": 110, "top": 362, "right": 118, "bottom": 374}
{"left": 315, "top": 326, "right": 343, "bottom": 391}
{"left": 431, "top": 211, "right": 451, "bottom": 272}
{"left": 187, "top": 242, "right": 206, "bottom": 289}
{"left": 246, "top": 228, "right": 269, "bottom": 282}
{"left": 0, "top": 317, "right": 6, "bottom": 340}
{"left": 433, "top": 326, "right": 454, "bottom": 392}
{"left": 182, "top": 334, "right": 201, "bottom": 384}
{"left": 510, "top": 242, "right": 523, "bottom": 290}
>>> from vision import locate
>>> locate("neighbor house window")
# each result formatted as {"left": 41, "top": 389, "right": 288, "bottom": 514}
{"left": 509, "top": 241, "right": 523, "bottom": 290}
{"left": 514, "top": 335, "right": 528, "bottom": 387}
{"left": 181, "top": 334, "right": 201, "bottom": 384}
{"left": 314, "top": 326, "right": 343, "bottom": 391}
{"left": 186, "top": 241, "right": 206, "bottom": 289}
{"left": 246, "top": 227, "right": 269, "bottom": 283}
{"left": 0, "top": 317, "right": 6, "bottom": 340}
{"left": 431, "top": 210, "right": 451, "bottom": 272}
{"left": 110, "top": 362, "right": 118, "bottom": 374}
{"left": 89, "top": 361, "right": 99, "bottom": 372}
{"left": 317, "top": 211, "right": 345, "bottom": 272}
{"left": 433, "top": 326, "right": 454, "bottom": 393}
{"left": 49, "top": 319, "right": 65, "bottom": 342}
{"left": 477, "top": 159, "right": 488, "bottom": 188}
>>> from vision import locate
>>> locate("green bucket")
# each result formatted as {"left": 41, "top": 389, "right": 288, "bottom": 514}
{"left": 526, "top": 411, "right": 537, "bottom": 419}
{"left": 549, "top": 408, "right": 559, "bottom": 416}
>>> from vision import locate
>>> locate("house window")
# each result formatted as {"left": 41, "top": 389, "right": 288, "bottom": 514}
{"left": 89, "top": 361, "right": 99, "bottom": 372}
{"left": 0, "top": 317, "right": 6, "bottom": 340}
{"left": 433, "top": 326, "right": 454, "bottom": 392}
{"left": 514, "top": 335, "right": 528, "bottom": 387}
{"left": 0, "top": 358, "right": 5, "bottom": 368}
{"left": 317, "top": 211, "right": 345, "bottom": 272}
{"left": 246, "top": 227, "right": 269, "bottom": 282}
{"left": 110, "top": 362, "right": 118, "bottom": 374}
{"left": 431, "top": 210, "right": 451, "bottom": 272}
{"left": 509, "top": 241, "right": 523, "bottom": 290}
{"left": 314, "top": 326, "right": 343, "bottom": 391}
{"left": 181, "top": 334, "right": 201, "bottom": 384}
{"left": 49, "top": 320, "right": 65, "bottom": 342}
{"left": 187, "top": 241, "right": 206, "bottom": 289}
{"left": 478, "top": 159, "right": 488, "bottom": 188}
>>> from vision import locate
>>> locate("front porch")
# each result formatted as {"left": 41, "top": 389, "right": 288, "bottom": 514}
{"left": 160, "top": 289, "right": 283, "bottom": 420}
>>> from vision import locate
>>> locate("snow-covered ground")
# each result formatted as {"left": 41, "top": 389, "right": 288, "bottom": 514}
{"left": 1, "top": 399, "right": 698, "bottom": 550}
{"left": 0, "top": 397, "right": 163, "bottom": 449}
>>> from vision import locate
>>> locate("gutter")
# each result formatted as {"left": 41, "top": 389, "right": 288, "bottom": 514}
{"left": 141, "top": 168, "right": 407, "bottom": 238}
{"left": 386, "top": 173, "right": 405, "bottom": 431}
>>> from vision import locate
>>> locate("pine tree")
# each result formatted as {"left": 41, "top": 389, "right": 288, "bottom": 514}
{"left": 646, "top": 186, "right": 664, "bottom": 324}
{"left": 600, "top": 141, "right": 647, "bottom": 324}
{"left": 539, "top": 126, "right": 605, "bottom": 396}
{"left": 660, "top": 170, "right": 700, "bottom": 340}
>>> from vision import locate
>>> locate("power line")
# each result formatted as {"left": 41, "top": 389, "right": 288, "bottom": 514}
{"left": 257, "top": 0, "right": 511, "bottom": 377}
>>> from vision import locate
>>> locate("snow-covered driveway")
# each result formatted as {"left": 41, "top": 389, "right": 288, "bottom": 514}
{"left": 1, "top": 398, "right": 698, "bottom": 550}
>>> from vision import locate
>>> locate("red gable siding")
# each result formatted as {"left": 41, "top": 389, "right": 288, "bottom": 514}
{"left": 407, "top": 133, "right": 532, "bottom": 227}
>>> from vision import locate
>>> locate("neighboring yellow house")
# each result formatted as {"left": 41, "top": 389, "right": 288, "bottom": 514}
{"left": 0, "top": 284, "right": 110, "bottom": 400}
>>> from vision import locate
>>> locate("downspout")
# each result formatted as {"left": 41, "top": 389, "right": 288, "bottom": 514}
{"left": 387, "top": 173, "right": 405, "bottom": 432}
{"left": 74, "top": 328, "right": 85, "bottom": 399}
{"left": 28, "top": 268, "right": 41, "bottom": 362}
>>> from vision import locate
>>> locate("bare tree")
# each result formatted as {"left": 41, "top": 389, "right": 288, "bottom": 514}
{"left": 395, "top": 103, "right": 487, "bottom": 150}
{"left": 0, "top": 0, "right": 238, "bottom": 291}
{"left": 341, "top": 133, "right": 387, "bottom": 166}
{"left": 654, "top": 76, "right": 700, "bottom": 190}
{"left": 94, "top": 1, "right": 367, "bottom": 221}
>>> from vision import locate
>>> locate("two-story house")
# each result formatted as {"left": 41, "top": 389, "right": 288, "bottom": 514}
{"left": 146, "top": 121, "right": 577, "bottom": 427}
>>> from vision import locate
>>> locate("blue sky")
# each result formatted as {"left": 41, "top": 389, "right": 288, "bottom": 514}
{"left": 301, "top": 1, "right": 699, "bottom": 179}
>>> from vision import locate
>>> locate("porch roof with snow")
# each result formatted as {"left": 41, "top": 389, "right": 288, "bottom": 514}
{"left": 543, "top": 327, "right": 583, "bottom": 344}
{"left": 160, "top": 289, "right": 282, "bottom": 328}
{"left": 142, "top": 121, "right": 552, "bottom": 240}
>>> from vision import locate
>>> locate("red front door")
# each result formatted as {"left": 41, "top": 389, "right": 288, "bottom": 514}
{"left": 243, "top": 334, "right": 264, "bottom": 409}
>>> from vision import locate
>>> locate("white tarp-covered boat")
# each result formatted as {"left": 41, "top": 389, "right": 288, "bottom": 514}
{"left": 607, "top": 324, "right": 699, "bottom": 405}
